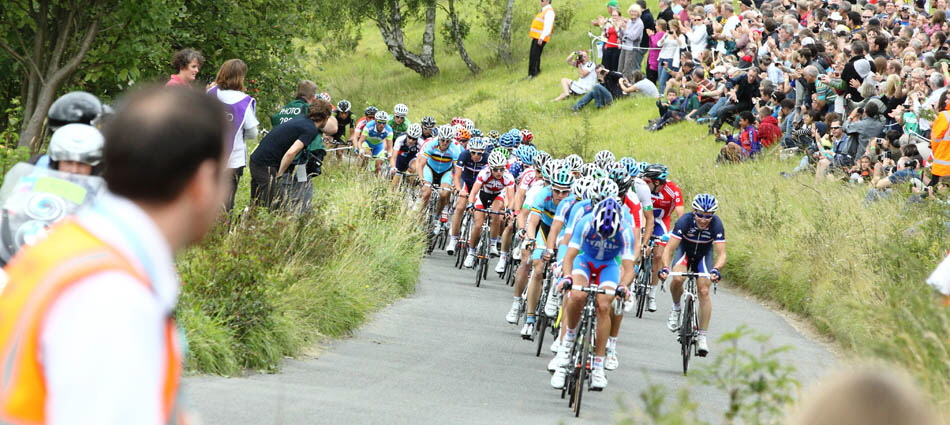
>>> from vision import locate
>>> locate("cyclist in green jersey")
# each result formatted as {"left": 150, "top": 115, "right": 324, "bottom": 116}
{"left": 389, "top": 103, "right": 411, "bottom": 138}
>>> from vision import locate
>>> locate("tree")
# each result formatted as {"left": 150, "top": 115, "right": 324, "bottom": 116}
{"left": 497, "top": 0, "right": 516, "bottom": 65}
{"left": 440, "top": 0, "right": 480, "bottom": 75}
{"left": 368, "top": 0, "right": 439, "bottom": 78}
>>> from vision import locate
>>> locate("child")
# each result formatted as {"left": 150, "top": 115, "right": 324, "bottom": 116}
{"left": 649, "top": 82, "right": 699, "bottom": 131}
{"left": 721, "top": 111, "right": 761, "bottom": 159}
{"left": 647, "top": 20, "right": 667, "bottom": 84}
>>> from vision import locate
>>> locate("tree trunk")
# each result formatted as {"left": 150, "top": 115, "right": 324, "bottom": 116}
{"left": 447, "top": 0, "right": 480, "bottom": 75}
{"left": 375, "top": 0, "right": 439, "bottom": 78}
{"left": 497, "top": 0, "right": 516, "bottom": 65}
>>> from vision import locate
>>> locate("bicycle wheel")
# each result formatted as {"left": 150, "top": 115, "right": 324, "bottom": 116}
{"left": 573, "top": 315, "right": 592, "bottom": 417}
{"left": 535, "top": 314, "right": 548, "bottom": 356}
{"left": 474, "top": 255, "right": 484, "bottom": 287}
{"left": 634, "top": 271, "right": 647, "bottom": 319}
{"left": 680, "top": 297, "right": 694, "bottom": 376}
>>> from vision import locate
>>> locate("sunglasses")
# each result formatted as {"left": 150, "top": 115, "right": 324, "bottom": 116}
{"left": 694, "top": 212, "right": 715, "bottom": 219}
{"left": 552, "top": 188, "right": 571, "bottom": 195}
{"left": 471, "top": 151, "right": 484, "bottom": 155}
{"left": 831, "top": 125, "right": 841, "bottom": 129}
{"left": 491, "top": 167, "right": 506, "bottom": 172}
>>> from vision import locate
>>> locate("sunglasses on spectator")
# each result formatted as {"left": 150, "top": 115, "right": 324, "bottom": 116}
{"left": 491, "top": 167, "right": 505, "bottom": 172}
{"left": 694, "top": 212, "right": 715, "bottom": 219}
{"left": 831, "top": 125, "right": 841, "bottom": 129}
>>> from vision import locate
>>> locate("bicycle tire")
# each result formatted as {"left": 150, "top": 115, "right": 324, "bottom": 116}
{"left": 573, "top": 314, "right": 592, "bottom": 417}
{"left": 535, "top": 314, "right": 548, "bottom": 356}
{"left": 680, "top": 297, "right": 694, "bottom": 376}
{"left": 635, "top": 272, "right": 647, "bottom": 319}
{"left": 475, "top": 256, "right": 484, "bottom": 287}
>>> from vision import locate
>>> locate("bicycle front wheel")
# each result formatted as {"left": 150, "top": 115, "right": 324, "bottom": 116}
{"left": 680, "top": 297, "right": 694, "bottom": 376}
{"left": 534, "top": 314, "right": 548, "bottom": 357}
{"left": 573, "top": 315, "right": 592, "bottom": 417}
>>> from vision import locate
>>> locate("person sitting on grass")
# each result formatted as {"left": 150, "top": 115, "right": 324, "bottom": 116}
{"left": 646, "top": 82, "right": 699, "bottom": 131}
{"left": 756, "top": 106, "right": 783, "bottom": 148}
{"left": 717, "top": 111, "right": 761, "bottom": 162}
{"left": 572, "top": 65, "right": 625, "bottom": 111}
{"left": 553, "top": 50, "right": 598, "bottom": 102}
{"left": 619, "top": 70, "right": 660, "bottom": 97}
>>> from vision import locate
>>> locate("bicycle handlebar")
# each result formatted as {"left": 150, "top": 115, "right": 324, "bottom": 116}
{"left": 668, "top": 272, "right": 712, "bottom": 278}
{"left": 561, "top": 283, "right": 626, "bottom": 299}
{"left": 468, "top": 207, "right": 508, "bottom": 215}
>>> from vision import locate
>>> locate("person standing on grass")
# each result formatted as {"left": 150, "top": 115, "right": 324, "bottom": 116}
{"left": 165, "top": 48, "right": 203, "bottom": 87}
{"left": 0, "top": 86, "right": 230, "bottom": 425}
{"left": 618, "top": 4, "right": 644, "bottom": 80}
{"left": 528, "top": 0, "right": 555, "bottom": 78}
{"left": 208, "top": 59, "right": 259, "bottom": 213}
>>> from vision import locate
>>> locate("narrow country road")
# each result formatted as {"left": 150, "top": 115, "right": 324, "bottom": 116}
{"left": 187, "top": 250, "right": 836, "bottom": 424}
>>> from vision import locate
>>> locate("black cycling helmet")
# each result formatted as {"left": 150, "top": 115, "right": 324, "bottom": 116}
{"left": 364, "top": 106, "right": 378, "bottom": 116}
{"left": 640, "top": 164, "right": 669, "bottom": 181}
{"left": 421, "top": 116, "right": 436, "bottom": 128}
{"left": 337, "top": 99, "right": 351, "bottom": 113}
{"left": 47, "top": 92, "right": 107, "bottom": 131}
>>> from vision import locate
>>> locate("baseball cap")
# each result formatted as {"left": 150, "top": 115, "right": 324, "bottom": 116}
{"left": 606, "top": 0, "right": 619, "bottom": 7}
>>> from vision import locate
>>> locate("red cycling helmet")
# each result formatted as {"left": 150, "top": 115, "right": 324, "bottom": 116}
{"left": 520, "top": 129, "right": 534, "bottom": 143}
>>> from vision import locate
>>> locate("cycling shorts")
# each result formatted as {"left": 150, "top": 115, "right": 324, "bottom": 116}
{"left": 395, "top": 156, "right": 416, "bottom": 172}
{"left": 571, "top": 256, "right": 619, "bottom": 290}
{"left": 474, "top": 191, "right": 505, "bottom": 209}
{"left": 672, "top": 246, "right": 714, "bottom": 274}
{"left": 362, "top": 141, "right": 387, "bottom": 158}
{"left": 651, "top": 220, "right": 670, "bottom": 246}
{"left": 530, "top": 222, "right": 552, "bottom": 261}
{"left": 423, "top": 165, "right": 453, "bottom": 186}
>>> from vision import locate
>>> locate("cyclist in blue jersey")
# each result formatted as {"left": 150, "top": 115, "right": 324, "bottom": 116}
{"left": 356, "top": 110, "right": 394, "bottom": 175}
{"left": 513, "top": 164, "right": 574, "bottom": 339}
{"left": 550, "top": 198, "right": 636, "bottom": 391}
{"left": 462, "top": 151, "right": 516, "bottom": 268}
{"left": 418, "top": 126, "right": 462, "bottom": 231}
{"left": 540, "top": 176, "right": 594, "bottom": 315}
{"left": 658, "top": 194, "right": 726, "bottom": 357}
{"left": 389, "top": 123, "right": 423, "bottom": 189}
{"left": 447, "top": 138, "right": 489, "bottom": 255}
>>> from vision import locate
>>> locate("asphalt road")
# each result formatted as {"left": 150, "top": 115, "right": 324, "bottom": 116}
{"left": 186, "top": 250, "right": 836, "bottom": 424}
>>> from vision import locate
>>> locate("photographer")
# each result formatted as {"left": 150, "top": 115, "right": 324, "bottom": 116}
{"left": 553, "top": 50, "right": 598, "bottom": 101}
{"left": 572, "top": 65, "right": 624, "bottom": 111}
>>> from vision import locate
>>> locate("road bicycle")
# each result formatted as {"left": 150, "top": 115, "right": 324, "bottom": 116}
{"left": 454, "top": 209, "right": 473, "bottom": 269}
{"left": 468, "top": 207, "right": 507, "bottom": 287}
{"left": 560, "top": 281, "right": 627, "bottom": 417}
{"left": 423, "top": 183, "right": 453, "bottom": 255}
{"left": 632, "top": 236, "right": 661, "bottom": 319}
{"left": 502, "top": 228, "right": 524, "bottom": 286}
{"left": 532, "top": 259, "right": 560, "bottom": 356}
{"left": 669, "top": 271, "right": 712, "bottom": 376}
{"left": 391, "top": 170, "right": 419, "bottom": 203}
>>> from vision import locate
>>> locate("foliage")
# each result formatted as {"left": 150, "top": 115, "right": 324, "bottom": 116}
{"left": 440, "top": 14, "right": 471, "bottom": 53}
{"left": 615, "top": 326, "right": 797, "bottom": 425}
{"left": 177, "top": 165, "right": 425, "bottom": 374}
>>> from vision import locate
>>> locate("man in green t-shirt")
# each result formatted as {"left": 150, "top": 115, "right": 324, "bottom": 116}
{"left": 271, "top": 80, "right": 318, "bottom": 128}
{"left": 388, "top": 103, "right": 412, "bottom": 138}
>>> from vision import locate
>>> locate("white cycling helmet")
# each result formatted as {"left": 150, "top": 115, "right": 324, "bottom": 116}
{"left": 406, "top": 123, "right": 423, "bottom": 139}
{"left": 589, "top": 178, "right": 619, "bottom": 204}
{"left": 594, "top": 150, "right": 616, "bottom": 169}
{"left": 393, "top": 103, "right": 409, "bottom": 117}
{"left": 463, "top": 118, "right": 475, "bottom": 132}
{"left": 487, "top": 151, "right": 507, "bottom": 168}
{"left": 374, "top": 110, "right": 389, "bottom": 122}
{"left": 468, "top": 138, "right": 487, "bottom": 151}
{"left": 572, "top": 176, "right": 595, "bottom": 199}
{"left": 565, "top": 154, "right": 584, "bottom": 172}
{"left": 48, "top": 123, "right": 104, "bottom": 166}
{"left": 438, "top": 124, "right": 455, "bottom": 140}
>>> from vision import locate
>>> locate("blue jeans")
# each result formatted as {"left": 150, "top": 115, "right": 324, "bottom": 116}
{"left": 573, "top": 85, "right": 613, "bottom": 111}
{"left": 706, "top": 97, "right": 730, "bottom": 119}
{"left": 657, "top": 59, "right": 677, "bottom": 94}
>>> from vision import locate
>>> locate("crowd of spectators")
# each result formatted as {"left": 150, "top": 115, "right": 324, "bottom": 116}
{"left": 557, "top": 0, "right": 950, "bottom": 201}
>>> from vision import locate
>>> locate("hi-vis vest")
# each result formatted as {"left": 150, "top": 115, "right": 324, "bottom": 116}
{"left": 932, "top": 110, "right": 950, "bottom": 177}
{"left": 529, "top": 6, "right": 554, "bottom": 42}
{"left": 0, "top": 220, "right": 185, "bottom": 425}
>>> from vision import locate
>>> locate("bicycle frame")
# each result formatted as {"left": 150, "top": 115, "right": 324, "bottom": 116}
{"left": 668, "top": 271, "right": 710, "bottom": 375}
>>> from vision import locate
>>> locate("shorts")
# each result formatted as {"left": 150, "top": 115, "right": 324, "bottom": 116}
{"left": 395, "top": 155, "right": 416, "bottom": 172}
{"left": 362, "top": 141, "right": 387, "bottom": 158}
{"left": 530, "top": 222, "right": 552, "bottom": 261}
{"left": 461, "top": 179, "right": 476, "bottom": 194}
{"left": 423, "top": 165, "right": 453, "bottom": 186}
{"left": 570, "top": 81, "right": 590, "bottom": 95}
{"left": 571, "top": 256, "right": 620, "bottom": 290}
{"left": 474, "top": 191, "right": 505, "bottom": 209}
{"left": 671, "top": 245, "right": 714, "bottom": 274}
{"left": 651, "top": 220, "right": 670, "bottom": 246}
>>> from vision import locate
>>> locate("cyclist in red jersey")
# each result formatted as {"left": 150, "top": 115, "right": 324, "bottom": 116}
{"left": 640, "top": 164, "right": 684, "bottom": 309}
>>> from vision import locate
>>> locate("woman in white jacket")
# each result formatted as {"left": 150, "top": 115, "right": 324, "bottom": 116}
{"left": 208, "top": 59, "right": 259, "bottom": 212}
{"left": 657, "top": 19, "right": 687, "bottom": 94}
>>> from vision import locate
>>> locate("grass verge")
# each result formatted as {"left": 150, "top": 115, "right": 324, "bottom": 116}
{"left": 309, "top": 0, "right": 950, "bottom": 408}
{"left": 176, "top": 165, "right": 425, "bottom": 374}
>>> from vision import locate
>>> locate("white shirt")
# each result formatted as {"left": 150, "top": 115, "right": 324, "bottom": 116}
{"left": 687, "top": 25, "right": 708, "bottom": 61}
{"left": 717, "top": 15, "right": 740, "bottom": 53}
{"left": 658, "top": 33, "right": 686, "bottom": 67}
{"left": 212, "top": 89, "right": 260, "bottom": 168}
{"left": 927, "top": 252, "right": 950, "bottom": 295}
{"left": 539, "top": 5, "right": 555, "bottom": 41}
{"left": 42, "top": 193, "right": 181, "bottom": 425}
{"left": 575, "top": 61, "right": 598, "bottom": 91}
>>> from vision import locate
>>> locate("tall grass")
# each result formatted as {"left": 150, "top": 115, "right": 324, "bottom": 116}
{"left": 309, "top": 0, "right": 950, "bottom": 407}
{"left": 177, "top": 166, "right": 425, "bottom": 374}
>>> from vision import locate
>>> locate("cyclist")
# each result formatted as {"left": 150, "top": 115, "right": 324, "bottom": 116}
{"left": 356, "top": 110, "right": 394, "bottom": 175}
{"left": 506, "top": 159, "right": 555, "bottom": 325}
{"left": 455, "top": 127, "right": 472, "bottom": 150}
{"left": 594, "top": 150, "right": 616, "bottom": 169}
{"left": 418, "top": 126, "right": 462, "bottom": 232}
{"left": 641, "top": 164, "right": 684, "bottom": 311}
{"left": 447, "top": 138, "right": 489, "bottom": 255}
{"left": 389, "top": 103, "right": 411, "bottom": 138}
{"left": 520, "top": 129, "right": 535, "bottom": 147}
{"left": 420, "top": 116, "right": 438, "bottom": 140}
{"left": 351, "top": 106, "right": 377, "bottom": 144}
{"left": 494, "top": 145, "right": 538, "bottom": 273}
{"left": 551, "top": 197, "right": 637, "bottom": 391}
{"left": 463, "top": 151, "right": 516, "bottom": 268}
{"left": 34, "top": 91, "right": 110, "bottom": 175}
{"left": 515, "top": 164, "right": 574, "bottom": 338}
{"left": 658, "top": 194, "right": 726, "bottom": 357}
{"left": 625, "top": 161, "right": 656, "bottom": 310}
{"left": 327, "top": 100, "right": 354, "bottom": 161}
{"left": 390, "top": 123, "right": 424, "bottom": 188}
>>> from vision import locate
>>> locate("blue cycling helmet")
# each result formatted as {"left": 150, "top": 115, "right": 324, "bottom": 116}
{"left": 551, "top": 165, "right": 575, "bottom": 188}
{"left": 471, "top": 128, "right": 483, "bottom": 138}
{"left": 641, "top": 164, "right": 669, "bottom": 181}
{"left": 501, "top": 132, "right": 519, "bottom": 148}
{"left": 619, "top": 157, "right": 637, "bottom": 174}
{"left": 516, "top": 145, "right": 538, "bottom": 165}
{"left": 628, "top": 161, "right": 645, "bottom": 177}
{"left": 691, "top": 193, "right": 719, "bottom": 213}
{"left": 593, "top": 198, "right": 622, "bottom": 238}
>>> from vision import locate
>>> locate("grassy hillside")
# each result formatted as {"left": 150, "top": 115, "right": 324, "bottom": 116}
{"left": 308, "top": 0, "right": 950, "bottom": 407}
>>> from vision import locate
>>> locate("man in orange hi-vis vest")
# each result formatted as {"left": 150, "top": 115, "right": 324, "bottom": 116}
{"left": 528, "top": 0, "right": 556, "bottom": 78}
{"left": 0, "top": 86, "right": 231, "bottom": 425}
{"left": 929, "top": 91, "right": 950, "bottom": 191}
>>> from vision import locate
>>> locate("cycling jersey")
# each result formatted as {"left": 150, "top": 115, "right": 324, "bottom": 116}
{"left": 669, "top": 212, "right": 725, "bottom": 261}
{"left": 422, "top": 142, "right": 461, "bottom": 174}
{"left": 630, "top": 178, "right": 653, "bottom": 211}
{"left": 621, "top": 190, "right": 644, "bottom": 229}
{"left": 330, "top": 111, "right": 353, "bottom": 144}
{"left": 388, "top": 118, "right": 411, "bottom": 136}
{"left": 392, "top": 135, "right": 420, "bottom": 172}
{"left": 518, "top": 167, "right": 540, "bottom": 190}
{"left": 362, "top": 120, "right": 393, "bottom": 145}
{"left": 563, "top": 199, "right": 635, "bottom": 239}
{"left": 354, "top": 116, "right": 370, "bottom": 134}
{"left": 569, "top": 214, "right": 637, "bottom": 262}
{"left": 456, "top": 150, "right": 488, "bottom": 189}
{"left": 527, "top": 186, "right": 567, "bottom": 228}
{"left": 651, "top": 181, "right": 684, "bottom": 226}
{"left": 475, "top": 167, "right": 515, "bottom": 195}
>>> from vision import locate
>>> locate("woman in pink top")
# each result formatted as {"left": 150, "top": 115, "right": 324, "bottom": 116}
{"left": 165, "top": 48, "right": 204, "bottom": 87}
{"left": 646, "top": 19, "right": 666, "bottom": 84}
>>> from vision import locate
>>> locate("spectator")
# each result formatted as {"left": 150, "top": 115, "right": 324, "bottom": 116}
{"left": 657, "top": 0, "right": 675, "bottom": 23}
{"left": 635, "top": 0, "right": 656, "bottom": 74}
{"left": 271, "top": 80, "right": 318, "bottom": 127}
{"left": 619, "top": 70, "right": 660, "bottom": 97}
{"left": 929, "top": 90, "right": 950, "bottom": 189}
{"left": 618, "top": 4, "right": 644, "bottom": 80}
{"left": 710, "top": 67, "right": 761, "bottom": 135}
{"left": 646, "top": 19, "right": 666, "bottom": 83}
{"left": 528, "top": 0, "right": 555, "bottom": 78}
{"left": 657, "top": 19, "right": 687, "bottom": 93}
{"left": 553, "top": 50, "right": 597, "bottom": 101}
{"left": 596, "top": 7, "right": 624, "bottom": 72}
{"left": 165, "top": 48, "right": 203, "bottom": 87}
{"left": 573, "top": 65, "right": 622, "bottom": 111}
{"left": 208, "top": 58, "right": 259, "bottom": 212}
{"left": 757, "top": 106, "right": 783, "bottom": 148}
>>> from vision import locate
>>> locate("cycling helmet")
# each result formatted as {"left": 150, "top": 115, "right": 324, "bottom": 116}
{"left": 336, "top": 99, "right": 351, "bottom": 113}
{"left": 319, "top": 92, "right": 331, "bottom": 103}
{"left": 589, "top": 178, "right": 619, "bottom": 204}
{"left": 488, "top": 151, "right": 507, "bottom": 168}
{"left": 516, "top": 145, "right": 538, "bottom": 165}
{"left": 374, "top": 110, "right": 389, "bottom": 122}
{"left": 551, "top": 165, "right": 575, "bottom": 188}
{"left": 605, "top": 162, "right": 632, "bottom": 194}
{"left": 534, "top": 151, "right": 552, "bottom": 171}
{"left": 487, "top": 130, "right": 500, "bottom": 139}
{"left": 572, "top": 176, "right": 595, "bottom": 199}
{"left": 48, "top": 124, "right": 104, "bottom": 166}
{"left": 619, "top": 157, "right": 637, "bottom": 173}
{"left": 364, "top": 106, "right": 378, "bottom": 116}
{"left": 468, "top": 138, "right": 487, "bottom": 151}
{"left": 393, "top": 103, "right": 409, "bottom": 117}
{"left": 406, "top": 123, "right": 423, "bottom": 139}
{"left": 565, "top": 154, "right": 584, "bottom": 172}
{"left": 692, "top": 193, "right": 719, "bottom": 213}
{"left": 593, "top": 198, "right": 622, "bottom": 238}
{"left": 438, "top": 124, "right": 455, "bottom": 140}
{"left": 641, "top": 164, "right": 669, "bottom": 181}
{"left": 594, "top": 150, "right": 616, "bottom": 169}
{"left": 451, "top": 116, "right": 464, "bottom": 126}
{"left": 47, "top": 92, "right": 107, "bottom": 130}
{"left": 579, "top": 163, "right": 598, "bottom": 178}
{"left": 520, "top": 129, "right": 534, "bottom": 143}
{"left": 463, "top": 119, "right": 475, "bottom": 132}
{"left": 470, "top": 128, "right": 482, "bottom": 138}
{"left": 540, "top": 159, "right": 558, "bottom": 181}
{"left": 494, "top": 146, "right": 510, "bottom": 159}
{"left": 455, "top": 127, "right": 471, "bottom": 142}
{"left": 421, "top": 116, "right": 436, "bottom": 128}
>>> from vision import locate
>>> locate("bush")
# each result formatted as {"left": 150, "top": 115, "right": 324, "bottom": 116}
{"left": 176, "top": 166, "right": 425, "bottom": 374}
